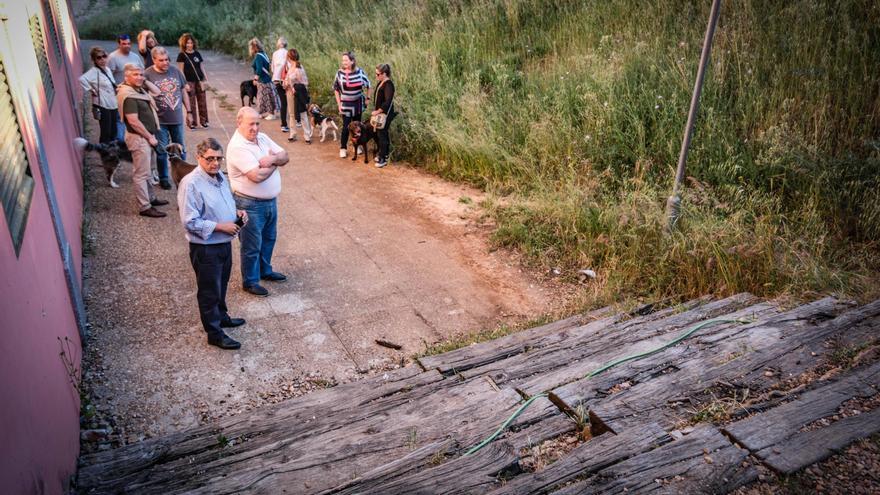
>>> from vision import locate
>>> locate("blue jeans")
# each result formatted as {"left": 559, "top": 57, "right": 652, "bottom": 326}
{"left": 234, "top": 195, "right": 278, "bottom": 288}
{"left": 156, "top": 124, "right": 186, "bottom": 181}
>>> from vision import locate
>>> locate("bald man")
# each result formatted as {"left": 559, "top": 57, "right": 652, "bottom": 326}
{"left": 226, "top": 107, "right": 290, "bottom": 297}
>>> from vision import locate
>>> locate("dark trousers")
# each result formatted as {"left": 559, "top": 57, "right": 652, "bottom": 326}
{"left": 377, "top": 113, "right": 395, "bottom": 161}
{"left": 186, "top": 82, "right": 209, "bottom": 127}
{"left": 274, "top": 82, "right": 288, "bottom": 127}
{"left": 97, "top": 106, "right": 118, "bottom": 144}
{"left": 189, "top": 242, "right": 232, "bottom": 339}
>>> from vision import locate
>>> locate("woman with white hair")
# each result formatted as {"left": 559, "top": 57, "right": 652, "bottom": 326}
{"left": 271, "top": 36, "right": 290, "bottom": 131}
{"left": 248, "top": 38, "right": 277, "bottom": 120}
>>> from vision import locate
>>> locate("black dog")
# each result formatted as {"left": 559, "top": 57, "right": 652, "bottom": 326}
{"left": 240, "top": 80, "right": 257, "bottom": 107}
{"left": 76, "top": 138, "right": 132, "bottom": 188}
{"left": 348, "top": 121, "right": 378, "bottom": 164}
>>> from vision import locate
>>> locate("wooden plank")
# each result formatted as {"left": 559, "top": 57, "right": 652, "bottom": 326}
{"left": 327, "top": 441, "right": 517, "bottom": 495}
{"left": 549, "top": 425, "right": 756, "bottom": 495}
{"left": 463, "top": 293, "right": 762, "bottom": 392}
{"left": 549, "top": 297, "right": 857, "bottom": 431}
{"left": 756, "top": 407, "right": 880, "bottom": 474}
{"left": 489, "top": 422, "right": 670, "bottom": 495}
{"left": 723, "top": 360, "right": 880, "bottom": 453}
{"left": 78, "top": 369, "right": 530, "bottom": 494}
{"left": 418, "top": 307, "right": 616, "bottom": 375}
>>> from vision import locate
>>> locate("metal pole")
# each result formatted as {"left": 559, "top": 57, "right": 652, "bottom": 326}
{"left": 666, "top": 0, "right": 722, "bottom": 231}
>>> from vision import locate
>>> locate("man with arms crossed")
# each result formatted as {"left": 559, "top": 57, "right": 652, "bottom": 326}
{"left": 226, "top": 107, "right": 289, "bottom": 297}
{"left": 179, "top": 138, "right": 248, "bottom": 350}
{"left": 117, "top": 63, "right": 168, "bottom": 217}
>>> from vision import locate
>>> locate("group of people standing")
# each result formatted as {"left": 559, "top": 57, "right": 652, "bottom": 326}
{"left": 79, "top": 31, "right": 212, "bottom": 196}
{"left": 248, "top": 38, "right": 397, "bottom": 167}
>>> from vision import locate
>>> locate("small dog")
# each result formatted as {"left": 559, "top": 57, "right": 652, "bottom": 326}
{"left": 75, "top": 137, "right": 131, "bottom": 188}
{"left": 240, "top": 80, "right": 257, "bottom": 107}
{"left": 348, "top": 121, "right": 377, "bottom": 164}
{"left": 308, "top": 103, "right": 338, "bottom": 142}
{"left": 166, "top": 143, "right": 196, "bottom": 186}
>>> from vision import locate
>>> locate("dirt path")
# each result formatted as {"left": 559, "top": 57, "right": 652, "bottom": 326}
{"left": 79, "top": 44, "right": 568, "bottom": 444}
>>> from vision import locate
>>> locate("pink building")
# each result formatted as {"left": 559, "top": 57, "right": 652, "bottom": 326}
{"left": 0, "top": 1, "right": 87, "bottom": 493}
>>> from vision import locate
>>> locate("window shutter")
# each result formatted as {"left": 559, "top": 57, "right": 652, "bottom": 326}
{"left": 0, "top": 55, "right": 35, "bottom": 256}
{"left": 28, "top": 14, "right": 54, "bottom": 108}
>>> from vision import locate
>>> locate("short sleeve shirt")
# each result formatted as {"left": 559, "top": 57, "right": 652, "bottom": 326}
{"left": 107, "top": 49, "right": 144, "bottom": 84}
{"left": 143, "top": 66, "right": 187, "bottom": 125}
{"left": 177, "top": 50, "right": 205, "bottom": 82}
{"left": 121, "top": 90, "right": 159, "bottom": 134}
{"left": 226, "top": 130, "right": 285, "bottom": 199}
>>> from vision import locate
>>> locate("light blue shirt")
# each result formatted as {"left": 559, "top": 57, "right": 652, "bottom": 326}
{"left": 178, "top": 166, "right": 237, "bottom": 244}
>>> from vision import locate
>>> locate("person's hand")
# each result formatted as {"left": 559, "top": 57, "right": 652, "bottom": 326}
{"left": 338, "top": 104, "right": 344, "bottom": 114}
{"left": 184, "top": 83, "right": 191, "bottom": 92}
{"left": 215, "top": 222, "right": 240, "bottom": 235}
{"left": 148, "top": 135, "right": 158, "bottom": 147}
{"left": 237, "top": 210, "right": 248, "bottom": 225}
{"left": 258, "top": 152, "right": 276, "bottom": 168}
{"left": 371, "top": 110, "right": 381, "bottom": 116}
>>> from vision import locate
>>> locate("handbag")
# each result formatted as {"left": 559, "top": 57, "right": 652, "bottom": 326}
{"left": 369, "top": 80, "right": 393, "bottom": 130}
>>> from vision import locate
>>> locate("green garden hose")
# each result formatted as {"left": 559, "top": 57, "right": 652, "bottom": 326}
{"left": 461, "top": 317, "right": 751, "bottom": 456}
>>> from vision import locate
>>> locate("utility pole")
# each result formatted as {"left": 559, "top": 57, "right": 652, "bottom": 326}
{"left": 666, "top": 0, "right": 722, "bottom": 231}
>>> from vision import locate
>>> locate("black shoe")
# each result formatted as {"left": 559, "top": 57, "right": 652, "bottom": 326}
{"left": 208, "top": 334, "right": 241, "bottom": 350}
{"left": 243, "top": 284, "right": 269, "bottom": 296}
{"left": 159, "top": 180, "right": 172, "bottom": 190}
{"left": 151, "top": 198, "right": 170, "bottom": 206}
{"left": 220, "top": 317, "right": 246, "bottom": 328}
{"left": 261, "top": 272, "right": 287, "bottom": 282}
{"left": 139, "top": 207, "right": 167, "bottom": 218}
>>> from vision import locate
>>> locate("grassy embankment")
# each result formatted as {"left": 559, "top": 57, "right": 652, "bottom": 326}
{"left": 80, "top": 0, "right": 880, "bottom": 308}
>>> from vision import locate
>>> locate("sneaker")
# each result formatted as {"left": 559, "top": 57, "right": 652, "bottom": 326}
{"left": 374, "top": 156, "right": 380, "bottom": 163}
{"left": 296, "top": 122, "right": 302, "bottom": 128}
{"left": 288, "top": 134, "right": 297, "bottom": 142}
{"left": 357, "top": 146, "right": 364, "bottom": 155}
{"left": 188, "top": 124, "right": 196, "bottom": 130}
{"left": 202, "top": 123, "right": 210, "bottom": 129}
{"left": 376, "top": 160, "right": 387, "bottom": 168}
{"left": 264, "top": 114, "right": 277, "bottom": 121}
{"left": 339, "top": 149, "right": 347, "bottom": 158}
{"left": 281, "top": 126, "right": 290, "bottom": 133}
{"left": 139, "top": 207, "right": 167, "bottom": 218}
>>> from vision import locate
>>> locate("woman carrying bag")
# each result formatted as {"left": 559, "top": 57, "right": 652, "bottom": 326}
{"left": 79, "top": 46, "right": 120, "bottom": 144}
{"left": 370, "top": 63, "right": 396, "bottom": 168}
{"left": 177, "top": 33, "right": 210, "bottom": 129}
{"left": 284, "top": 48, "right": 312, "bottom": 143}
{"left": 249, "top": 38, "right": 277, "bottom": 120}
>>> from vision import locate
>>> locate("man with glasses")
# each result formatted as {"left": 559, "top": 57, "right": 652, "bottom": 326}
{"left": 179, "top": 138, "right": 249, "bottom": 350}
{"left": 107, "top": 34, "right": 144, "bottom": 84}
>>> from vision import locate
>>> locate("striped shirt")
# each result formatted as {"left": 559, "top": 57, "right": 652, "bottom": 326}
{"left": 333, "top": 68, "right": 370, "bottom": 117}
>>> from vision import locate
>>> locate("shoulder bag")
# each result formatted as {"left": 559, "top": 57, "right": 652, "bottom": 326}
{"left": 370, "top": 80, "right": 393, "bottom": 130}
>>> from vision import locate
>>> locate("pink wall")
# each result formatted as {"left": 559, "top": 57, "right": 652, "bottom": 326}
{"left": 0, "top": 1, "right": 85, "bottom": 493}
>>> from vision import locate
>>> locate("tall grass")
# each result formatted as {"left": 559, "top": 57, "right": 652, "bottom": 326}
{"left": 79, "top": 0, "right": 880, "bottom": 303}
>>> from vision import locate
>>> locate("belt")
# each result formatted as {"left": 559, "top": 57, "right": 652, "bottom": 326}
{"left": 233, "top": 192, "right": 273, "bottom": 201}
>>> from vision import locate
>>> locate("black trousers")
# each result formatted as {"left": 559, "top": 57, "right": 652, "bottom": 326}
{"left": 377, "top": 113, "right": 395, "bottom": 161}
{"left": 274, "top": 82, "right": 288, "bottom": 127}
{"left": 97, "top": 106, "right": 117, "bottom": 144}
{"left": 189, "top": 242, "right": 232, "bottom": 339}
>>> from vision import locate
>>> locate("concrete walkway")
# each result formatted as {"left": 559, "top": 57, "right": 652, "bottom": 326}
{"left": 80, "top": 43, "right": 558, "bottom": 441}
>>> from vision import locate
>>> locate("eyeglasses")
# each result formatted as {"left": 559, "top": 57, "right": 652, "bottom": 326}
{"left": 201, "top": 155, "right": 224, "bottom": 162}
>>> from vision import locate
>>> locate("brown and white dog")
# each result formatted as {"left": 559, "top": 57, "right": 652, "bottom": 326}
{"left": 307, "top": 103, "right": 339, "bottom": 142}
{"left": 166, "top": 143, "right": 197, "bottom": 186}
{"left": 74, "top": 137, "right": 131, "bottom": 188}
{"left": 348, "top": 121, "right": 378, "bottom": 164}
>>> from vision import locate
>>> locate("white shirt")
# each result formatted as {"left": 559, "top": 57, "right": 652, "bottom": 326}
{"left": 79, "top": 66, "right": 118, "bottom": 109}
{"left": 271, "top": 48, "right": 289, "bottom": 82}
{"left": 227, "top": 130, "right": 284, "bottom": 199}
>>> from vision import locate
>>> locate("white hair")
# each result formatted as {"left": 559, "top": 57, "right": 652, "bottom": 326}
{"left": 276, "top": 36, "right": 287, "bottom": 49}
{"left": 151, "top": 46, "right": 168, "bottom": 58}
{"left": 123, "top": 63, "right": 142, "bottom": 75}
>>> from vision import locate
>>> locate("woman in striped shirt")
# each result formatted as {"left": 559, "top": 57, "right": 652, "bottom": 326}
{"left": 333, "top": 51, "right": 371, "bottom": 158}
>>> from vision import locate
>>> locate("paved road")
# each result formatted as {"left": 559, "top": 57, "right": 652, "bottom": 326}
{"left": 80, "top": 42, "right": 555, "bottom": 439}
